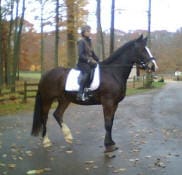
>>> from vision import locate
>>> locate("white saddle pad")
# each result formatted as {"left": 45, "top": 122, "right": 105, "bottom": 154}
{"left": 65, "top": 64, "right": 100, "bottom": 91}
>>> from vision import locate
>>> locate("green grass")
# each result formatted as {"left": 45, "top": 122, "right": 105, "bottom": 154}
{"left": 0, "top": 99, "right": 35, "bottom": 116}
{"left": 19, "top": 71, "right": 41, "bottom": 80}
{"left": 126, "top": 81, "right": 165, "bottom": 96}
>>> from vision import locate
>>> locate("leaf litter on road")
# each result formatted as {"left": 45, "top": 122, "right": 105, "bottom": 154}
{"left": 26, "top": 168, "right": 51, "bottom": 174}
{"left": 112, "top": 168, "right": 127, "bottom": 173}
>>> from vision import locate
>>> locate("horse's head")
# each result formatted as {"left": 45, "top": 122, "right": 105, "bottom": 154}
{"left": 133, "top": 35, "right": 158, "bottom": 72}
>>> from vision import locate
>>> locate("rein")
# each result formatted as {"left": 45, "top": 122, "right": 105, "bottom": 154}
{"left": 99, "top": 57, "right": 156, "bottom": 70}
{"left": 99, "top": 63, "right": 134, "bottom": 68}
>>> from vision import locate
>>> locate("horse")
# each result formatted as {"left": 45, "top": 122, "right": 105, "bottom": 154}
{"left": 31, "top": 35, "right": 158, "bottom": 152}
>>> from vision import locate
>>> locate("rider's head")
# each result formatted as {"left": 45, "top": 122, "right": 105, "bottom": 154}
{"left": 81, "top": 25, "right": 91, "bottom": 37}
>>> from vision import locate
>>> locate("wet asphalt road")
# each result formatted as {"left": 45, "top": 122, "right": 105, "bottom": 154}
{"left": 0, "top": 81, "right": 182, "bottom": 175}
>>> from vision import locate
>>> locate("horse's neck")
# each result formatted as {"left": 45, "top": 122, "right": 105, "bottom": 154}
{"left": 121, "top": 66, "right": 133, "bottom": 81}
{"left": 110, "top": 53, "right": 134, "bottom": 81}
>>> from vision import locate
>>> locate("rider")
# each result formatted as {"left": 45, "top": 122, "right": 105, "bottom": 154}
{"left": 76, "top": 25, "right": 99, "bottom": 101}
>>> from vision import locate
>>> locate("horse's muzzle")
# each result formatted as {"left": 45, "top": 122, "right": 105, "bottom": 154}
{"left": 147, "top": 58, "right": 159, "bottom": 72}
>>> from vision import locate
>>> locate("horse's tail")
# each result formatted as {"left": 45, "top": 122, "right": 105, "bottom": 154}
{"left": 31, "top": 91, "right": 43, "bottom": 136}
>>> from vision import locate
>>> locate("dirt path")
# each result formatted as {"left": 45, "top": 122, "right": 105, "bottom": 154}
{"left": 0, "top": 82, "right": 182, "bottom": 175}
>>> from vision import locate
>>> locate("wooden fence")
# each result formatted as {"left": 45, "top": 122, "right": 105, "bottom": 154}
{"left": 23, "top": 81, "right": 38, "bottom": 102}
{"left": 0, "top": 81, "right": 38, "bottom": 103}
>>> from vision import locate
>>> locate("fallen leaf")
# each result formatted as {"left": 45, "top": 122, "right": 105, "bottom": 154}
{"left": 154, "top": 158, "right": 166, "bottom": 168}
{"left": 129, "top": 158, "right": 139, "bottom": 162}
{"left": 85, "top": 167, "right": 90, "bottom": 171}
{"left": 19, "top": 156, "right": 23, "bottom": 160}
{"left": 26, "top": 169, "right": 44, "bottom": 174}
{"left": 25, "top": 150, "right": 33, "bottom": 156}
{"left": 2, "top": 154, "right": 7, "bottom": 158}
{"left": 8, "top": 164, "right": 16, "bottom": 169}
{"left": 85, "top": 160, "right": 94, "bottom": 164}
{"left": 107, "top": 164, "right": 114, "bottom": 168}
{"left": 44, "top": 168, "right": 52, "bottom": 172}
{"left": 93, "top": 165, "right": 98, "bottom": 169}
{"left": 65, "top": 150, "right": 73, "bottom": 154}
{"left": 105, "top": 152, "right": 116, "bottom": 159}
{"left": 113, "top": 168, "right": 126, "bottom": 173}
{"left": 145, "top": 155, "right": 152, "bottom": 159}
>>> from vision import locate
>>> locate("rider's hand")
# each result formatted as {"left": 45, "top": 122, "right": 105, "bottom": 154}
{"left": 90, "top": 60, "right": 97, "bottom": 64}
{"left": 88, "top": 58, "right": 97, "bottom": 65}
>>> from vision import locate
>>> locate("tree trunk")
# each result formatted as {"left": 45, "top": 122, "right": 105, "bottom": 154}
{"left": 66, "top": 0, "right": 77, "bottom": 68}
{"left": 96, "top": 0, "right": 105, "bottom": 60}
{"left": 54, "top": 0, "right": 59, "bottom": 67}
{"left": 110, "top": 0, "right": 115, "bottom": 54}
{"left": 11, "top": 0, "right": 25, "bottom": 91}
{"left": 40, "top": 0, "right": 45, "bottom": 74}
{"left": 145, "top": 0, "right": 153, "bottom": 88}
{"left": 6, "top": 0, "right": 14, "bottom": 87}
{"left": 11, "top": 0, "right": 20, "bottom": 92}
{"left": 0, "top": 2, "right": 3, "bottom": 93}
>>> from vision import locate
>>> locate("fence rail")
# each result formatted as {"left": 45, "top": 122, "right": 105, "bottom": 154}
{"left": 23, "top": 81, "right": 38, "bottom": 102}
{"left": 0, "top": 81, "right": 38, "bottom": 103}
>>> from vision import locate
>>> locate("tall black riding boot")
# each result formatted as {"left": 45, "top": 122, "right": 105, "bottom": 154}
{"left": 77, "top": 73, "right": 89, "bottom": 101}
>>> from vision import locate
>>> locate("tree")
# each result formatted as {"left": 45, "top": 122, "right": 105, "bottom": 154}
{"left": 54, "top": 0, "right": 60, "bottom": 67}
{"left": 65, "top": 0, "right": 89, "bottom": 67}
{"left": 96, "top": 0, "right": 105, "bottom": 60}
{"left": 0, "top": 2, "right": 3, "bottom": 92}
{"left": 0, "top": 0, "right": 26, "bottom": 91}
{"left": 65, "top": 0, "right": 77, "bottom": 67}
{"left": 40, "top": 0, "right": 45, "bottom": 73}
{"left": 144, "top": 0, "right": 152, "bottom": 88}
{"left": 12, "top": 0, "right": 26, "bottom": 85}
{"left": 110, "top": 0, "right": 115, "bottom": 54}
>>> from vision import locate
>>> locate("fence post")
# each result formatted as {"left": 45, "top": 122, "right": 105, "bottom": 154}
{"left": 133, "top": 76, "right": 135, "bottom": 88}
{"left": 23, "top": 81, "right": 27, "bottom": 103}
{"left": 143, "top": 75, "right": 145, "bottom": 88}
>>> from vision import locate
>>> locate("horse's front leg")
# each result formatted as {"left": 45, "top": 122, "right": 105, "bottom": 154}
{"left": 103, "top": 102, "right": 118, "bottom": 152}
{"left": 53, "top": 99, "right": 73, "bottom": 144}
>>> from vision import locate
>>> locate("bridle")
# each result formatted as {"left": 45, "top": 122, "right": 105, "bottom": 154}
{"left": 137, "top": 47, "right": 158, "bottom": 72}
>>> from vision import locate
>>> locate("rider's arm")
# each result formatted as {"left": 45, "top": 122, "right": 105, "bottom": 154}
{"left": 91, "top": 51, "right": 99, "bottom": 62}
{"left": 77, "top": 40, "right": 89, "bottom": 63}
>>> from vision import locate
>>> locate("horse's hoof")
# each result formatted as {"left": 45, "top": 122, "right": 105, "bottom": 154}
{"left": 104, "top": 152, "right": 116, "bottom": 159}
{"left": 43, "top": 142, "right": 52, "bottom": 148}
{"left": 104, "top": 145, "right": 118, "bottom": 153}
{"left": 65, "top": 137, "right": 73, "bottom": 144}
{"left": 42, "top": 136, "right": 52, "bottom": 148}
{"left": 62, "top": 123, "right": 73, "bottom": 144}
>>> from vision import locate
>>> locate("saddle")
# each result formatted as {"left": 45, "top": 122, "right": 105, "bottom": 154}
{"left": 65, "top": 64, "right": 100, "bottom": 91}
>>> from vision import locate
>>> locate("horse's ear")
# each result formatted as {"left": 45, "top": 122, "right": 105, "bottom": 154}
{"left": 136, "top": 34, "right": 143, "bottom": 42}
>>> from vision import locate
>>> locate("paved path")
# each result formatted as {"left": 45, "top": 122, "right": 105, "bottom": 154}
{"left": 0, "top": 82, "right": 182, "bottom": 175}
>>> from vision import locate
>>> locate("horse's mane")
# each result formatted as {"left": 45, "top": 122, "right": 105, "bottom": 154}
{"left": 101, "top": 38, "right": 136, "bottom": 65}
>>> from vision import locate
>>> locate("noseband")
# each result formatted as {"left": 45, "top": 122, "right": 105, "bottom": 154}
{"left": 137, "top": 47, "right": 158, "bottom": 71}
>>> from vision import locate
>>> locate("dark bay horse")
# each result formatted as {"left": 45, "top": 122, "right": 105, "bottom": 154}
{"left": 31, "top": 35, "right": 158, "bottom": 152}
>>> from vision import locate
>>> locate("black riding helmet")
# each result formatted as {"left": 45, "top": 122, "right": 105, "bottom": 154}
{"left": 81, "top": 25, "right": 91, "bottom": 36}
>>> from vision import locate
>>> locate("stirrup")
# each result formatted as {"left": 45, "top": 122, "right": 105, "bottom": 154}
{"left": 84, "top": 88, "right": 93, "bottom": 98}
{"left": 81, "top": 93, "right": 89, "bottom": 101}
{"left": 77, "top": 93, "right": 88, "bottom": 101}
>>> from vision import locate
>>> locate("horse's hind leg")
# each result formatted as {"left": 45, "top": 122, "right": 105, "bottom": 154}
{"left": 53, "top": 99, "right": 73, "bottom": 144}
{"left": 41, "top": 99, "right": 53, "bottom": 147}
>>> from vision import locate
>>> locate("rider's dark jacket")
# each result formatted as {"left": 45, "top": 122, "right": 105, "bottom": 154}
{"left": 77, "top": 36, "right": 99, "bottom": 73}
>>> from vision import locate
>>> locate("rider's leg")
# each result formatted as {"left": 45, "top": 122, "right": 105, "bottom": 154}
{"left": 77, "top": 72, "right": 89, "bottom": 101}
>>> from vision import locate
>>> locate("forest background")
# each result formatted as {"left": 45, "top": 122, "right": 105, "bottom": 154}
{"left": 0, "top": 0, "right": 182, "bottom": 91}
